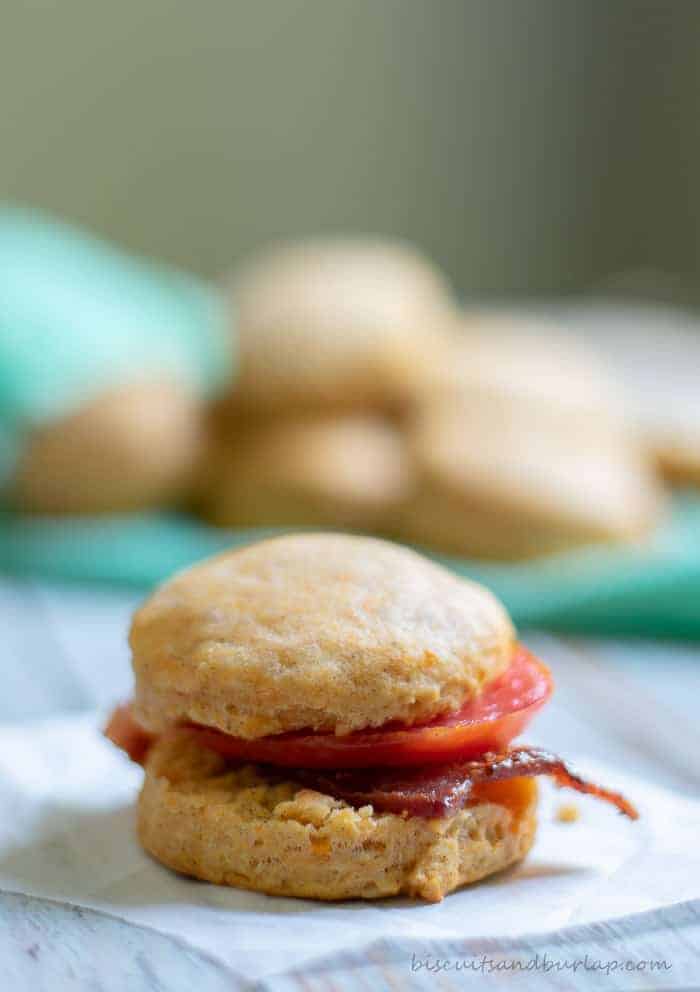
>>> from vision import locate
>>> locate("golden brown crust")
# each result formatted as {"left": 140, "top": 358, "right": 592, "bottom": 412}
{"left": 131, "top": 533, "right": 515, "bottom": 738}
{"left": 222, "top": 238, "right": 457, "bottom": 415}
{"left": 137, "top": 730, "right": 537, "bottom": 902}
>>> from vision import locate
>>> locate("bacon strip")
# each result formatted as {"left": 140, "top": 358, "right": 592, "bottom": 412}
{"left": 293, "top": 746, "right": 639, "bottom": 820}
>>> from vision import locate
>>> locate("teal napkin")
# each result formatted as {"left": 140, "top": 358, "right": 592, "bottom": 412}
{"left": 0, "top": 206, "right": 231, "bottom": 486}
{"left": 1, "top": 495, "right": 699, "bottom": 638}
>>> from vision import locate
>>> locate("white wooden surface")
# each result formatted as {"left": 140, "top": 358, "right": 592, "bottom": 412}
{"left": 1, "top": 576, "right": 699, "bottom": 990}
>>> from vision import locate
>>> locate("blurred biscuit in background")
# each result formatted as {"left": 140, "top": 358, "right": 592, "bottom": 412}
{"left": 399, "top": 318, "right": 663, "bottom": 558}
{"left": 400, "top": 396, "right": 662, "bottom": 559}
{"left": 14, "top": 381, "right": 204, "bottom": 515}
{"left": 222, "top": 238, "right": 457, "bottom": 416}
{"left": 649, "top": 415, "right": 700, "bottom": 487}
{"left": 203, "top": 414, "right": 410, "bottom": 531}
{"left": 418, "top": 312, "right": 630, "bottom": 421}
{"left": 572, "top": 310, "right": 700, "bottom": 487}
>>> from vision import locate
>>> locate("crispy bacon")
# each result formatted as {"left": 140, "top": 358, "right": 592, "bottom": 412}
{"left": 293, "top": 746, "right": 639, "bottom": 820}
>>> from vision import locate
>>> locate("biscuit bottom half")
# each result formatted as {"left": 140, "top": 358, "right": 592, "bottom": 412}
{"left": 138, "top": 730, "right": 537, "bottom": 902}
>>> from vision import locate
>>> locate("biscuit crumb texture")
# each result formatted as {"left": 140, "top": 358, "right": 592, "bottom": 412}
{"left": 555, "top": 802, "right": 580, "bottom": 823}
{"left": 138, "top": 731, "right": 537, "bottom": 902}
{"left": 131, "top": 534, "right": 514, "bottom": 738}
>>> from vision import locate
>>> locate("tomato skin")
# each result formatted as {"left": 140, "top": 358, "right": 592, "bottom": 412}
{"left": 188, "top": 645, "right": 552, "bottom": 769}
{"left": 104, "top": 703, "right": 154, "bottom": 765}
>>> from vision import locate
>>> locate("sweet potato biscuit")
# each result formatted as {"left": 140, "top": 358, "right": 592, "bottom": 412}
{"left": 395, "top": 315, "right": 663, "bottom": 558}
{"left": 203, "top": 415, "right": 410, "bottom": 531}
{"left": 400, "top": 394, "right": 662, "bottom": 559}
{"left": 138, "top": 730, "right": 537, "bottom": 902}
{"left": 131, "top": 533, "right": 514, "bottom": 738}
{"left": 568, "top": 316, "right": 700, "bottom": 487}
{"left": 223, "top": 238, "right": 457, "bottom": 414}
{"left": 14, "top": 380, "right": 204, "bottom": 514}
{"left": 418, "top": 314, "right": 629, "bottom": 420}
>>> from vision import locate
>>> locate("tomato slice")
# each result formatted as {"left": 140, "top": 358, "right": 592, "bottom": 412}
{"left": 104, "top": 703, "right": 154, "bottom": 765}
{"left": 188, "top": 645, "right": 552, "bottom": 769}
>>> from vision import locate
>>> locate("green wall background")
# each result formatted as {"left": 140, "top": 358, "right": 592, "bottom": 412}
{"left": 1, "top": 1, "right": 698, "bottom": 293}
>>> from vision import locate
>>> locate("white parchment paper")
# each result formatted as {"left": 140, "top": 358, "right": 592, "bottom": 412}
{"left": 1, "top": 713, "right": 699, "bottom": 982}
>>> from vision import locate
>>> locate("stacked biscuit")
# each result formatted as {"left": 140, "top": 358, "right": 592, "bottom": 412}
{"left": 13, "top": 236, "right": 678, "bottom": 559}
{"left": 202, "top": 238, "right": 456, "bottom": 534}
{"left": 399, "top": 314, "right": 662, "bottom": 557}
{"left": 202, "top": 240, "right": 663, "bottom": 558}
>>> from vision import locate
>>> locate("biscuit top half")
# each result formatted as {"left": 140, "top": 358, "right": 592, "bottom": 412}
{"left": 131, "top": 533, "right": 515, "bottom": 739}
{"left": 226, "top": 238, "right": 457, "bottom": 413}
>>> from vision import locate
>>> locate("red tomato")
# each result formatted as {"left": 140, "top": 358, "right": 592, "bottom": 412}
{"left": 188, "top": 645, "right": 552, "bottom": 769}
{"left": 104, "top": 703, "right": 154, "bottom": 765}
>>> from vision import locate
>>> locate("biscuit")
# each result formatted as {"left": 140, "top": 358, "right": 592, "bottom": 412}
{"left": 138, "top": 730, "right": 537, "bottom": 902}
{"left": 203, "top": 414, "right": 410, "bottom": 531}
{"left": 399, "top": 394, "right": 662, "bottom": 559}
{"left": 14, "top": 380, "right": 204, "bottom": 514}
{"left": 400, "top": 317, "right": 662, "bottom": 558}
{"left": 223, "top": 238, "right": 456, "bottom": 414}
{"left": 571, "top": 313, "right": 700, "bottom": 486}
{"left": 131, "top": 533, "right": 515, "bottom": 738}
{"left": 419, "top": 314, "right": 629, "bottom": 422}
{"left": 648, "top": 422, "right": 700, "bottom": 486}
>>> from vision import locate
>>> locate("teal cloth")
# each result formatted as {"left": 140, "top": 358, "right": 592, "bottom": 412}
{"left": 1, "top": 495, "right": 699, "bottom": 638}
{"left": 0, "top": 206, "right": 231, "bottom": 485}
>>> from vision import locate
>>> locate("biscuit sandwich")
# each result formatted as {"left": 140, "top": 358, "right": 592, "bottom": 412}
{"left": 107, "top": 533, "right": 636, "bottom": 902}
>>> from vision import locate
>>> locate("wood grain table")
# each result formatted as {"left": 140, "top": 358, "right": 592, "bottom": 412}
{"left": 1, "top": 577, "right": 699, "bottom": 991}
